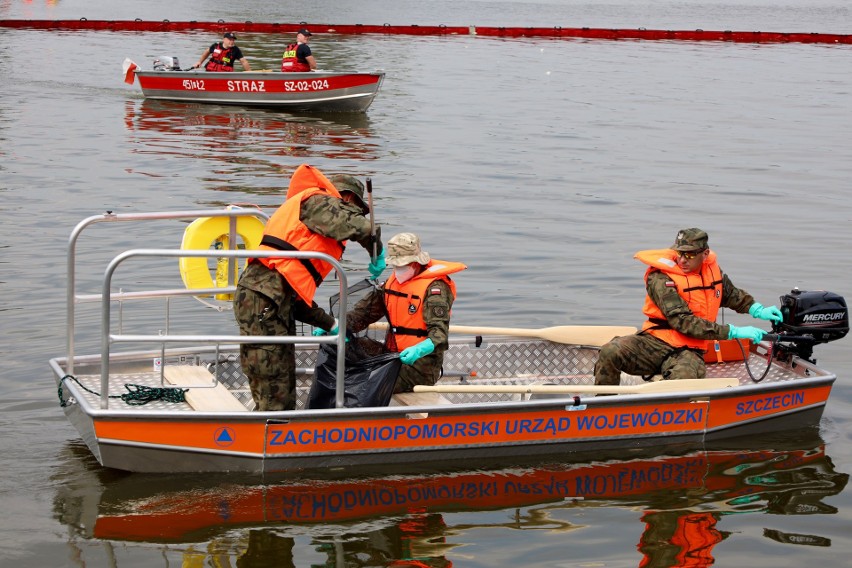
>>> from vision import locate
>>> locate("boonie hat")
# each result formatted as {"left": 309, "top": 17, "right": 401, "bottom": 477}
{"left": 297, "top": 28, "right": 312, "bottom": 36}
{"left": 329, "top": 174, "right": 369, "bottom": 214}
{"left": 386, "top": 233, "right": 430, "bottom": 267}
{"left": 672, "top": 228, "right": 709, "bottom": 252}
{"left": 223, "top": 32, "right": 237, "bottom": 40}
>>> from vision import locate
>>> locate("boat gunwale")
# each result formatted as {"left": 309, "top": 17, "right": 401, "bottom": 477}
{"left": 54, "top": 356, "right": 837, "bottom": 421}
{"left": 134, "top": 70, "right": 385, "bottom": 79}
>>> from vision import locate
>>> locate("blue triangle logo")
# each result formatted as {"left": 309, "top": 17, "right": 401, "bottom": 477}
{"left": 214, "top": 427, "right": 235, "bottom": 446}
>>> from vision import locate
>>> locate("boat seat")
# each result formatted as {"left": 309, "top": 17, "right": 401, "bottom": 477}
{"left": 392, "top": 392, "right": 453, "bottom": 406}
{"left": 163, "top": 366, "right": 248, "bottom": 412}
{"left": 391, "top": 391, "right": 453, "bottom": 418}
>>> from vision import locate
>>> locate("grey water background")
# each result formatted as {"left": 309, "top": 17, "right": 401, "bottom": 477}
{"left": 2, "top": 0, "right": 852, "bottom": 566}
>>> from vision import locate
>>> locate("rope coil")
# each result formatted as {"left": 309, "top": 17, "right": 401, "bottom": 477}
{"left": 58, "top": 374, "right": 187, "bottom": 407}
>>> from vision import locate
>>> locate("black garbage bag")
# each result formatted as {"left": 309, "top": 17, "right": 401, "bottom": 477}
{"left": 308, "top": 343, "right": 401, "bottom": 409}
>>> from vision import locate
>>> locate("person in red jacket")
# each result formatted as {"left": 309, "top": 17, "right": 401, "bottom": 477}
{"left": 281, "top": 28, "right": 317, "bottom": 72}
{"left": 190, "top": 31, "right": 251, "bottom": 72}
{"left": 594, "top": 228, "right": 783, "bottom": 385}
{"left": 344, "top": 233, "right": 467, "bottom": 393}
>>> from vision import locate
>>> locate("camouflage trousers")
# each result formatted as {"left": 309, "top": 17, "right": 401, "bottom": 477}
{"left": 233, "top": 263, "right": 297, "bottom": 411}
{"left": 351, "top": 336, "right": 443, "bottom": 393}
{"left": 594, "top": 332, "right": 707, "bottom": 385}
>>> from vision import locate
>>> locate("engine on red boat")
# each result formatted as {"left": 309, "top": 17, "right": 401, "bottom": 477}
{"left": 153, "top": 55, "right": 181, "bottom": 71}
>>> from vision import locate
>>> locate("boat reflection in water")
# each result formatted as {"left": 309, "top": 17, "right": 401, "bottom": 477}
{"left": 53, "top": 433, "right": 847, "bottom": 567}
{"left": 124, "top": 99, "right": 379, "bottom": 179}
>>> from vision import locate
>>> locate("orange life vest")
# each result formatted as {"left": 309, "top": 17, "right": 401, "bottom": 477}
{"left": 281, "top": 42, "right": 311, "bottom": 72}
{"left": 383, "top": 260, "right": 466, "bottom": 351}
{"left": 635, "top": 248, "right": 723, "bottom": 350}
{"left": 256, "top": 165, "right": 344, "bottom": 305}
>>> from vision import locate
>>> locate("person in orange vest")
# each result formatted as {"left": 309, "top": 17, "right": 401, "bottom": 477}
{"left": 594, "top": 228, "right": 783, "bottom": 385}
{"left": 233, "top": 164, "right": 384, "bottom": 411}
{"left": 190, "top": 31, "right": 251, "bottom": 72}
{"left": 281, "top": 28, "right": 317, "bottom": 72}
{"left": 344, "top": 233, "right": 467, "bottom": 393}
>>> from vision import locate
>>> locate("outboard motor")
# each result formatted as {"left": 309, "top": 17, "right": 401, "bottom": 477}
{"left": 153, "top": 55, "right": 181, "bottom": 71}
{"left": 770, "top": 288, "right": 848, "bottom": 361}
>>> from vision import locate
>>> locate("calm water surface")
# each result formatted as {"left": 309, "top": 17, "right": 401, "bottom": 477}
{"left": 2, "top": 1, "right": 852, "bottom": 566}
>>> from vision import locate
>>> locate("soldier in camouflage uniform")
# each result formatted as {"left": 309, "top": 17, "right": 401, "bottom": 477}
{"left": 594, "top": 228, "right": 784, "bottom": 385}
{"left": 234, "top": 165, "right": 384, "bottom": 410}
{"left": 344, "top": 233, "right": 467, "bottom": 393}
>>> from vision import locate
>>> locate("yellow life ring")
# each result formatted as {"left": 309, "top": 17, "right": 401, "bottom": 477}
{"left": 179, "top": 214, "right": 266, "bottom": 301}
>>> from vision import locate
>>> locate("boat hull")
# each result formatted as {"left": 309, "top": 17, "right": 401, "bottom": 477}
{"left": 58, "top": 350, "right": 834, "bottom": 474}
{"left": 135, "top": 70, "right": 384, "bottom": 112}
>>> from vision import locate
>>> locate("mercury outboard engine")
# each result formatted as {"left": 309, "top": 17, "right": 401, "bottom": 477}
{"left": 770, "top": 288, "right": 848, "bottom": 361}
{"left": 153, "top": 55, "right": 181, "bottom": 71}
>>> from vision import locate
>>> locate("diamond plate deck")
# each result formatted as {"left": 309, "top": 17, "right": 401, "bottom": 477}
{"left": 61, "top": 338, "right": 803, "bottom": 411}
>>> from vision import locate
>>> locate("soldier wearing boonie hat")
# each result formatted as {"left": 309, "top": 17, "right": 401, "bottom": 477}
{"left": 191, "top": 31, "right": 252, "bottom": 72}
{"left": 593, "top": 228, "right": 784, "bottom": 388}
{"left": 385, "top": 233, "right": 431, "bottom": 266}
{"left": 345, "top": 233, "right": 467, "bottom": 393}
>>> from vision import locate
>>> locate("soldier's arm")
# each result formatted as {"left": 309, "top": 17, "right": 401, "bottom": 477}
{"left": 422, "top": 280, "right": 454, "bottom": 349}
{"left": 293, "top": 298, "right": 336, "bottom": 331}
{"left": 719, "top": 272, "right": 757, "bottom": 314}
{"left": 301, "top": 195, "right": 373, "bottom": 248}
{"left": 345, "top": 288, "right": 387, "bottom": 333}
{"left": 647, "top": 270, "right": 728, "bottom": 340}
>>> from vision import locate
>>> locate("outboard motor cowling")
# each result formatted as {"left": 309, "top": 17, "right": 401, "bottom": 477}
{"left": 153, "top": 56, "right": 181, "bottom": 71}
{"left": 770, "top": 288, "right": 848, "bottom": 360}
{"left": 776, "top": 289, "right": 848, "bottom": 342}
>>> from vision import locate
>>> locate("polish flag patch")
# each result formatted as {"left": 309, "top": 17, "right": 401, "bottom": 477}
{"left": 123, "top": 58, "right": 139, "bottom": 85}
{"left": 430, "top": 287, "right": 442, "bottom": 295}
{"left": 665, "top": 281, "right": 677, "bottom": 287}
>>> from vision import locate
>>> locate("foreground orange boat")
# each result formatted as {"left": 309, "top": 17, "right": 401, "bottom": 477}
{"left": 50, "top": 209, "right": 848, "bottom": 473}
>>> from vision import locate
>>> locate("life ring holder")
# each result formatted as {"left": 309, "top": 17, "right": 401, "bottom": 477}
{"left": 179, "top": 210, "right": 265, "bottom": 305}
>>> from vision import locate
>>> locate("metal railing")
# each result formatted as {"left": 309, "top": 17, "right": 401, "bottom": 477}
{"left": 64, "top": 209, "right": 352, "bottom": 410}
{"left": 100, "top": 249, "right": 348, "bottom": 409}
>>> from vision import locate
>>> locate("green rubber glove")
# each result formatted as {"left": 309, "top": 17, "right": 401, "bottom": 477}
{"left": 312, "top": 318, "right": 338, "bottom": 336}
{"left": 728, "top": 324, "right": 766, "bottom": 343}
{"left": 399, "top": 338, "right": 435, "bottom": 365}
{"left": 748, "top": 302, "right": 783, "bottom": 324}
{"left": 368, "top": 248, "right": 387, "bottom": 280}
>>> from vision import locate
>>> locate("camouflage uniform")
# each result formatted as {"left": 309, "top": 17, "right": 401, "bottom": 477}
{"left": 595, "top": 229, "right": 756, "bottom": 385}
{"left": 594, "top": 270, "right": 755, "bottom": 384}
{"left": 234, "top": 192, "right": 376, "bottom": 410}
{"left": 346, "top": 279, "right": 454, "bottom": 393}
